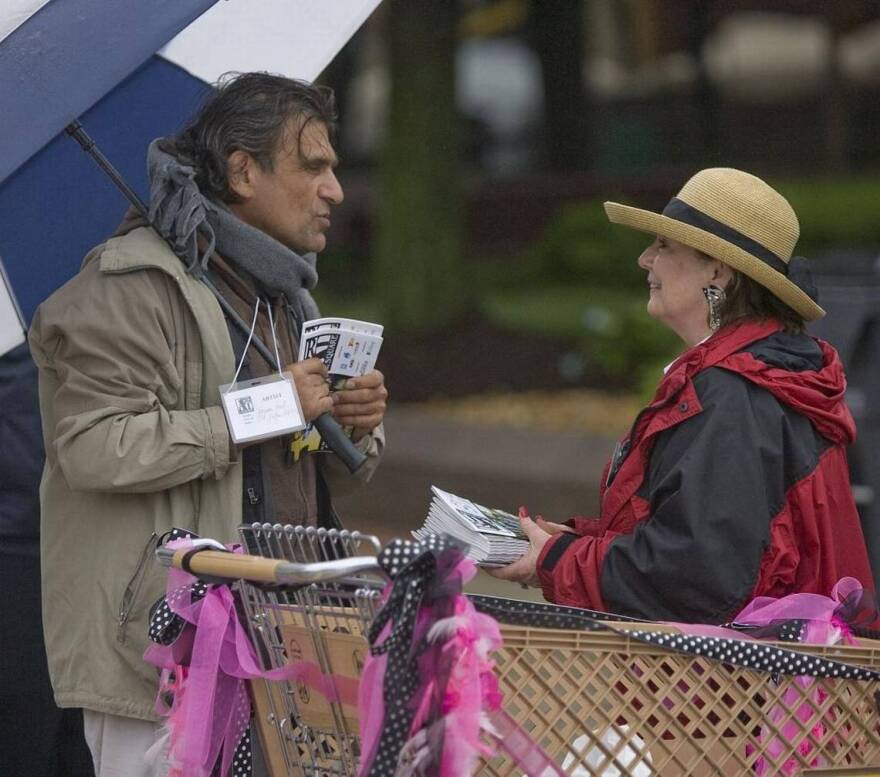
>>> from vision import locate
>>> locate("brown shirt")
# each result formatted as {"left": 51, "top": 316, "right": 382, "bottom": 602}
{"left": 211, "top": 255, "right": 319, "bottom": 526}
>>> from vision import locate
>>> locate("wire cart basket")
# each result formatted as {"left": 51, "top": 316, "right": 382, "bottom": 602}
{"left": 237, "top": 523, "right": 385, "bottom": 777}
{"left": 158, "top": 525, "right": 880, "bottom": 776}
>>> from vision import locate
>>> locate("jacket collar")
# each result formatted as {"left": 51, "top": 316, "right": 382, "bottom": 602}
{"left": 94, "top": 225, "right": 186, "bottom": 278}
{"left": 721, "top": 334, "right": 854, "bottom": 445}
{"left": 674, "top": 319, "right": 854, "bottom": 445}
{"left": 655, "top": 319, "right": 783, "bottom": 406}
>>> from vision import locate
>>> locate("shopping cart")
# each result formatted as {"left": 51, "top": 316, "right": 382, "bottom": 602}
{"left": 156, "top": 524, "right": 880, "bottom": 776}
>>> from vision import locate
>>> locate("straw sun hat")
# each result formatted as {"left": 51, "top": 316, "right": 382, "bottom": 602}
{"left": 604, "top": 168, "right": 824, "bottom": 321}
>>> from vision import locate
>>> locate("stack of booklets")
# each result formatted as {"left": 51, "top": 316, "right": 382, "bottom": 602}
{"left": 412, "top": 486, "right": 528, "bottom": 567}
{"left": 291, "top": 317, "right": 383, "bottom": 460}
{"left": 299, "top": 316, "right": 383, "bottom": 380}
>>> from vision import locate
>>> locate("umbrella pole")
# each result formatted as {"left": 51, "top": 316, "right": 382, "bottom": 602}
{"left": 65, "top": 122, "right": 151, "bottom": 221}
{"left": 63, "top": 121, "right": 367, "bottom": 473}
{"left": 65, "top": 122, "right": 266, "bottom": 351}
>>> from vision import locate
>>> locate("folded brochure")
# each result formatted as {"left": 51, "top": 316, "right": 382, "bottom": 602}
{"left": 412, "top": 485, "right": 528, "bottom": 566}
{"left": 291, "top": 317, "right": 383, "bottom": 459}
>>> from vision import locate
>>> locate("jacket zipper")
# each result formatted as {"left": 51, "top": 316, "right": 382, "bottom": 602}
{"left": 116, "top": 531, "right": 159, "bottom": 644}
{"left": 606, "top": 406, "right": 648, "bottom": 488}
{"left": 605, "top": 382, "right": 691, "bottom": 488}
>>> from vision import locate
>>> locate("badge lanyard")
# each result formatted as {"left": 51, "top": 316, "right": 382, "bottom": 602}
{"left": 228, "top": 298, "right": 283, "bottom": 385}
{"left": 219, "top": 298, "right": 307, "bottom": 445}
{"left": 202, "top": 272, "right": 289, "bottom": 375}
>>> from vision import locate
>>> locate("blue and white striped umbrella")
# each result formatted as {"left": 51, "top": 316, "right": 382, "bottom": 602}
{"left": 0, "top": 0, "right": 381, "bottom": 354}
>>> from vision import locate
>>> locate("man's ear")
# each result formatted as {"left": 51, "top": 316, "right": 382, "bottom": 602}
{"left": 227, "top": 150, "right": 255, "bottom": 200}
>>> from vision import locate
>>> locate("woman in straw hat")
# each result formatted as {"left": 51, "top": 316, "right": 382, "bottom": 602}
{"left": 491, "top": 168, "right": 873, "bottom": 623}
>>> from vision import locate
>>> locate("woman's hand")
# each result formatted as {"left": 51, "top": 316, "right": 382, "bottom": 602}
{"left": 535, "top": 518, "right": 577, "bottom": 536}
{"left": 485, "top": 510, "right": 574, "bottom": 587}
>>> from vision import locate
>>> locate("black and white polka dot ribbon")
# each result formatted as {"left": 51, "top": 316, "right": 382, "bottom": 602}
{"left": 469, "top": 594, "right": 644, "bottom": 630}
{"left": 468, "top": 595, "right": 880, "bottom": 682}
{"left": 364, "top": 535, "right": 465, "bottom": 776}
{"left": 621, "top": 626, "right": 880, "bottom": 681}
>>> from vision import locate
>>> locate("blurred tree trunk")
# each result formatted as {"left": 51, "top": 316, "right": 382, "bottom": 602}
{"left": 318, "top": 31, "right": 358, "bottom": 151}
{"left": 823, "top": 23, "right": 848, "bottom": 173}
{"left": 685, "top": 2, "right": 718, "bottom": 163}
{"left": 528, "top": 0, "right": 589, "bottom": 171}
{"left": 374, "top": 0, "right": 464, "bottom": 331}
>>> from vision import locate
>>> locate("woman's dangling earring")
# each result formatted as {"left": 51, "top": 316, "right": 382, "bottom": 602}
{"left": 703, "top": 285, "right": 726, "bottom": 331}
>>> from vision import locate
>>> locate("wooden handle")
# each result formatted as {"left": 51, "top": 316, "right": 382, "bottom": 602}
{"left": 171, "top": 549, "right": 284, "bottom": 583}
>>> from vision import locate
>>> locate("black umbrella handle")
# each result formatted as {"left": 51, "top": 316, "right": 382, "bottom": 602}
{"left": 314, "top": 413, "right": 367, "bottom": 473}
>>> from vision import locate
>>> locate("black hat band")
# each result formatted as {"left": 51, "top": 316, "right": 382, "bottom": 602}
{"left": 662, "top": 197, "right": 789, "bottom": 276}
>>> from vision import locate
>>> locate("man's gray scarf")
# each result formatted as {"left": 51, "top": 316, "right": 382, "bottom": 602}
{"left": 146, "top": 139, "right": 320, "bottom": 323}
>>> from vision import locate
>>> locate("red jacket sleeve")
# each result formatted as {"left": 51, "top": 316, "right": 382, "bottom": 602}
{"left": 536, "top": 530, "right": 622, "bottom": 611}
{"left": 538, "top": 367, "right": 797, "bottom": 622}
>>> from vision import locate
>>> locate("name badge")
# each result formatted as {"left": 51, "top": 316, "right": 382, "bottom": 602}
{"left": 219, "top": 373, "right": 306, "bottom": 445}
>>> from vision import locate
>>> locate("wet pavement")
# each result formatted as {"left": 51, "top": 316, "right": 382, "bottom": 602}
{"left": 333, "top": 405, "right": 617, "bottom": 599}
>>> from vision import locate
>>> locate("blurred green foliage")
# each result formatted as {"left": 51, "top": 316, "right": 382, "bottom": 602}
{"left": 313, "top": 248, "right": 367, "bottom": 298}
{"left": 781, "top": 178, "right": 880, "bottom": 252}
{"left": 482, "top": 178, "right": 880, "bottom": 392}
{"left": 482, "top": 199, "right": 682, "bottom": 392}
{"left": 319, "top": 178, "right": 880, "bottom": 397}
{"left": 482, "top": 283, "right": 680, "bottom": 395}
{"left": 519, "top": 201, "right": 650, "bottom": 290}
{"left": 312, "top": 288, "right": 383, "bottom": 327}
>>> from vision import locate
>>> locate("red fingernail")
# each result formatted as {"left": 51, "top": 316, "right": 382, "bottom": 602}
{"left": 518, "top": 506, "right": 529, "bottom": 519}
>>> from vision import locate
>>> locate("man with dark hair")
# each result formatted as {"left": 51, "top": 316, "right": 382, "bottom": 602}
{"left": 29, "top": 73, "right": 386, "bottom": 776}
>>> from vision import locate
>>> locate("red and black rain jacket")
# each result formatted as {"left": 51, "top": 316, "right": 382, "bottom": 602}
{"left": 537, "top": 319, "right": 874, "bottom": 623}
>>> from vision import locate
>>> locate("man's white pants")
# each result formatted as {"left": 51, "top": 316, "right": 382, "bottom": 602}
{"left": 82, "top": 711, "right": 167, "bottom": 777}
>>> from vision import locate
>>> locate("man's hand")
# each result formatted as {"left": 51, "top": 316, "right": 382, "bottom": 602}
{"left": 285, "top": 358, "right": 333, "bottom": 423}
{"left": 331, "top": 369, "right": 388, "bottom": 442}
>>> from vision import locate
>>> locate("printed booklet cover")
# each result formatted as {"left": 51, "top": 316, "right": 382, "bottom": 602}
{"left": 412, "top": 486, "right": 529, "bottom": 566}
{"left": 291, "top": 317, "right": 383, "bottom": 459}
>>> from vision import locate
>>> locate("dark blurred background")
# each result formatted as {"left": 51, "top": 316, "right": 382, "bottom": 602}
{"left": 306, "top": 1, "right": 880, "bottom": 585}
{"left": 316, "top": 0, "right": 880, "bottom": 394}
{"left": 300, "top": 0, "right": 880, "bottom": 560}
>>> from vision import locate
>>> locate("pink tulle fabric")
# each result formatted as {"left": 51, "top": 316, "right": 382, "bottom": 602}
{"left": 357, "top": 555, "right": 563, "bottom": 776}
{"left": 357, "top": 557, "right": 502, "bottom": 776}
{"left": 421, "top": 593, "right": 503, "bottom": 775}
{"left": 144, "top": 541, "right": 358, "bottom": 777}
{"left": 734, "top": 577, "right": 863, "bottom": 644}
{"left": 734, "top": 577, "right": 865, "bottom": 775}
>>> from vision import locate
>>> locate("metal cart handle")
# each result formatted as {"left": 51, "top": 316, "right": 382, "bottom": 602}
{"left": 156, "top": 546, "right": 383, "bottom": 586}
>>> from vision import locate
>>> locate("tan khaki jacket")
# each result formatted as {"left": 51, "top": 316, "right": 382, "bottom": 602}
{"left": 29, "top": 226, "right": 383, "bottom": 720}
